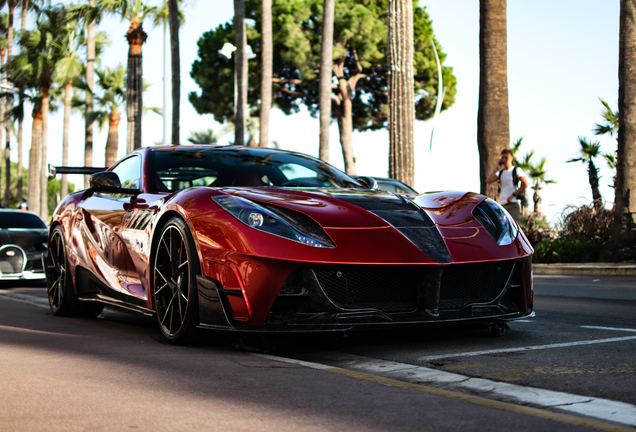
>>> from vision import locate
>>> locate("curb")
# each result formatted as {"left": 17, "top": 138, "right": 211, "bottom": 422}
{"left": 533, "top": 264, "right": 636, "bottom": 276}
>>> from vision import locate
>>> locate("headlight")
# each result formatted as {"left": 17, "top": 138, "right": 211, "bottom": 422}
{"left": 213, "top": 195, "right": 335, "bottom": 248}
{"left": 472, "top": 198, "right": 518, "bottom": 245}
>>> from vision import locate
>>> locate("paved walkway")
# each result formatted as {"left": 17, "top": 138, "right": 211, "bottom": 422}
{"left": 533, "top": 263, "right": 636, "bottom": 276}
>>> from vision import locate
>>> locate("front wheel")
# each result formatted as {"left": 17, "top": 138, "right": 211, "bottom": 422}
{"left": 153, "top": 218, "right": 200, "bottom": 344}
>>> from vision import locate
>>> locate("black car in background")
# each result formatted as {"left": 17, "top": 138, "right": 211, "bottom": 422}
{"left": 0, "top": 210, "right": 48, "bottom": 285}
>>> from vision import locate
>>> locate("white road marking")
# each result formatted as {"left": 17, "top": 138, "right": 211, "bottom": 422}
{"left": 255, "top": 351, "right": 636, "bottom": 427}
{"left": 0, "top": 291, "right": 50, "bottom": 309}
{"left": 581, "top": 325, "right": 636, "bottom": 332}
{"left": 416, "top": 336, "right": 636, "bottom": 362}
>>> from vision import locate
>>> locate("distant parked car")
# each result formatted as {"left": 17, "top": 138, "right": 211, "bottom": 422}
{"left": 0, "top": 209, "right": 48, "bottom": 284}
{"left": 355, "top": 176, "right": 418, "bottom": 195}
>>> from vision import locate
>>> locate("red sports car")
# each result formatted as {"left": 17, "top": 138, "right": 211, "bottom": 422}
{"left": 46, "top": 145, "right": 533, "bottom": 343}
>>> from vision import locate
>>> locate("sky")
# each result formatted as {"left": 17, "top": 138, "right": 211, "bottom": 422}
{"left": 16, "top": 0, "right": 620, "bottom": 225}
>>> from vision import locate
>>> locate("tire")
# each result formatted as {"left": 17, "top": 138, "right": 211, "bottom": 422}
{"left": 46, "top": 226, "right": 77, "bottom": 316}
{"left": 153, "top": 217, "right": 200, "bottom": 344}
{"left": 46, "top": 227, "right": 105, "bottom": 318}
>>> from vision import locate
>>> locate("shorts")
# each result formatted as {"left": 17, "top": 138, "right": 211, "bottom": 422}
{"left": 502, "top": 201, "right": 521, "bottom": 222}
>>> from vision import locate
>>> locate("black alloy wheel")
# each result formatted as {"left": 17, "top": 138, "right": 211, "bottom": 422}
{"left": 153, "top": 218, "right": 200, "bottom": 343}
{"left": 46, "top": 226, "right": 104, "bottom": 317}
{"left": 46, "top": 227, "right": 75, "bottom": 315}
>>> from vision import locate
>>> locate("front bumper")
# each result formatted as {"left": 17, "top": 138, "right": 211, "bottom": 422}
{"left": 196, "top": 257, "right": 534, "bottom": 333}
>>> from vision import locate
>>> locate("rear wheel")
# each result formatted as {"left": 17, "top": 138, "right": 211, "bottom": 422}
{"left": 46, "top": 227, "right": 104, "bottom": 317}
{"left": 153, "top": 218, "right": 200, "bottom": 343}
{"left": 46, "top": 227, "right": 77, "bottom": 316}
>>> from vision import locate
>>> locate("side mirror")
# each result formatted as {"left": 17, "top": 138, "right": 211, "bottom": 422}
{"left": 355, "top": 176, "right": 379, "bottom": 190}
{"left": 89, "top": 172, "right": 138, "bottom": 194}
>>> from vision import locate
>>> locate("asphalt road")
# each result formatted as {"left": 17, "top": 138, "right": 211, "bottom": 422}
{"left": 0, "top": 275, "right": 634, "bottom": 431}
{"left": 275, "top": 275, "right": 636, "bottom": 406}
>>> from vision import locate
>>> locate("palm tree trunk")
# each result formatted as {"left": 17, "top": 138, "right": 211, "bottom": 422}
{"left": 61, "top": 80, "right": 72, "bottom": 200}
{"left": 335, "top": 91, "right": 356, "bottom": 175}
{"left": 603, "top": 0, "right": 636, "bottom": 261}
{"left": 477, "top": 0, "right": 510, "bottom": 199}
{"left": 332, "top": 57, "right": 358, "bottom": 176}
{"left": 85, "top": 0, "right": 96, "bottom": 187}
{"left": 105, "top": 107, "right": 120, "bottom": 167}
{"left": 387, "top": 0, "right": 415, "bottom": 187}
{"left": 5, "top": 1, "right": 15, "bottom": 207}
{"left": 0, "top": 50, "right": 5, "bottom": 207}
{"left": 588, "top": 160, "right": 602, "bottom": 209}
{"left": 40, "top": 86, "right": 50, "bottom": 220}
{"left": 126, "top": 19, "right": 147, "bottom": 153}
{"left": 234, "top": 0, "right": 247, "bottom": 147}
{"left": 17, "top": 0, "right": 27, "bottom": 203}
{"left": 318, "top": 0, "right": 334, "bottom": 160}
{"left": 29, "top": 106, "right": 41, "bottom": 216}
{"left": 259, "top": 0, "right": 272, "bottom": 148}
{"left": 168, "top": 0, "right": 180, "bottom": 145}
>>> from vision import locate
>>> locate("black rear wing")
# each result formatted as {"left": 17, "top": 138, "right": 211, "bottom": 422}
{"left": 47, "top": 164, "right": 107, "bottom": 181}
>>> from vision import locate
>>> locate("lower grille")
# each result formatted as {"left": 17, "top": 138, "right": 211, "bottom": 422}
{"left": 439, "top": 262, "right": 514, "bottom": 310}
{"left": 314, "top": 269, "right": 418, "bottom": 312}
{"left": 0, "top": 246, "right": 25, "bottom": 275}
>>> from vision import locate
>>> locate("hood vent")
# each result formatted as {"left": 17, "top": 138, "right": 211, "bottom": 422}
{"left": 334, "top": 194, "right": 451, "bottom": 263}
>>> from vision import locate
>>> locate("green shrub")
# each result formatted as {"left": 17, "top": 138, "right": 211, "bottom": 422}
{"left": 531, "top": 203, "right": 613, "bottom": 263}
{"left": 533, "top": 239, "right": 603, "bottom": 263}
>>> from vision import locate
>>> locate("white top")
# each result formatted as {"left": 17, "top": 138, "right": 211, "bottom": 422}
{"left": 498, "top": 167, "right": 525, "bottom": 204}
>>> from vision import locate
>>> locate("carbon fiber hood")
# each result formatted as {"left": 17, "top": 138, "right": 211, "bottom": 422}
{"left": 330, "top": 192, "right": 451, "bottom": 264}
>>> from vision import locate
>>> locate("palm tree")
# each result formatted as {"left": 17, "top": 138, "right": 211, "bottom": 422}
{"left": 101, "top": 0, "right": 156, "bottom": 153}
{"left": 260, "top": 0, "right": 272, "bottom": 148}
{"left": 387, "top": 0, "right": 415, "bottom": 185}
{"left": 152, "top": 0, "right": 185, "bottom": 146}
{"left": 9, "top": 7, "right": 66, "bottom": 219}
{"left": 168, "top": 0, "right": 181, "bottom": 146}
{"left": 594, "top": 98, "right": 619, "bottom": 138}
{"left": 93, "top": 65, "right": 125, "bottom": 167}
{"left": 53, "top": 20, "right": 83, "bottom": 200}
{"left": 0, "top": 13, "right": 8, "bottom": 205}
{"left": 77, "top": 69, "right": 160, "bottom": 166}
{"left": 603, "top": 0, "right": 636, "bottom": 261}
{"left": 1, "top": 0, "right": 17, "bottom": 207}
{"left": 67, "top": 1, "right": 101, "bottom": 185}
{"left": 318, "top": 0, "right": 334, "bottom": 160}
{"left": 567, "top": 137, "right": 604, "bottom": 210}
{"left": 233, "top": 0, "right": 247, "bottom": 147}
{"left": 526, "top": 157, "right": 555, "bottom": 217}
{"left": 478, "top": 0, "right": 510, "bottom": 200}
{"left": 16, "top": 0, "right": 44, "bottom": 203}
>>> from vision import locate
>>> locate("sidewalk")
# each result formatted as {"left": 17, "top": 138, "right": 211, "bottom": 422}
{"left": 533, "top": 262, "right": 636, "bottom": 276}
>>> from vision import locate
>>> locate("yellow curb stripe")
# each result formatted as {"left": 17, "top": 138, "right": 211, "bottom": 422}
{"left": 323, "top": 368, "right": 634, "bottom": 432}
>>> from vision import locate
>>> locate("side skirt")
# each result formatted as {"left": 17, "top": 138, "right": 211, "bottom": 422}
{"left": 76, "top": 295, "right": 155, "bottom": 317}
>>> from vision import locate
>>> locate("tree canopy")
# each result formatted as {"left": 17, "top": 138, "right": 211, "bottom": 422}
{"left": 189, "top": 0, "right": 456, "bottom": 133}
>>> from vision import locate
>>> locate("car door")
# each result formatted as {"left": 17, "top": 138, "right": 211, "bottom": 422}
{"left": 77, "top": 156, "right": 141, "bottom": 300}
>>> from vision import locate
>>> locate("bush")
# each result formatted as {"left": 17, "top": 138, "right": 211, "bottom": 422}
{"left": 519, "top": 214, "right": 557, "bottom": 247}
{"left": 531, "top": 204, "right": 613, "bottom": 263}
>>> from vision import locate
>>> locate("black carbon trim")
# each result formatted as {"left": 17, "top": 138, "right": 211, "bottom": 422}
{"left": 334, "top": 194, "right": 451, "bottom": 263}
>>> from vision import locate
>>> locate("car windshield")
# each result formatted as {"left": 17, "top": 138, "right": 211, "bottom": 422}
{"left": 376, "top": 180, "right": 417, "bottom": 195}
{"left": 0, "top": 212, "right": 47, "bottom": 229}
{"left": 148, "top": 147, "right": 363, "bottom": 192}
